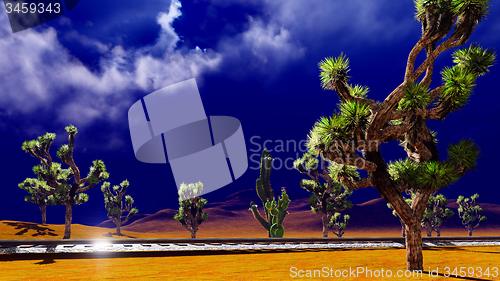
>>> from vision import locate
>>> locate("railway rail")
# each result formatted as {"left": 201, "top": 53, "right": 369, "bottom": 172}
{"left": 1, "top": 237, "right": 499, "bottom": 260}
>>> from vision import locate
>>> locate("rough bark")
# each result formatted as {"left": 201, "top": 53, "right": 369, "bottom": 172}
{"left": 426, "top": 227, "right": 432, "bottom": 237}
{"left": 405, "top": 222, "right": 424, "bottom": 271}
{"left": 40, "top": 205, "right": 47, "bottom": 225}
{"left": 321, "top": 214, "right": 329, "bottom": 238}
{"left": 63, "top": 203, "right": 72, "bottom": 239}
{"left": 116, "top": 221, "right": 122, "bottom": 236}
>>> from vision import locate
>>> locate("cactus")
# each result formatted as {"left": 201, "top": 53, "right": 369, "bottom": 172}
{"left": 249, "top": 150, "right": 290, "bottom": 238}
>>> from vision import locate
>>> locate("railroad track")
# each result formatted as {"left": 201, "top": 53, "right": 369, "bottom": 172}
{"left": 1, "top": 237, "right": 499, "bottom": 260}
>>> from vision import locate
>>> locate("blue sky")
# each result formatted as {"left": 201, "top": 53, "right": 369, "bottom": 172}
{"left": 0, "top": 0, "right": 499, "bottom": 225}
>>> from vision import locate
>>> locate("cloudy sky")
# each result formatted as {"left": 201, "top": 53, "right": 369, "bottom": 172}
{"left": 1, "top": 0, "right": 499, "bottom": 225}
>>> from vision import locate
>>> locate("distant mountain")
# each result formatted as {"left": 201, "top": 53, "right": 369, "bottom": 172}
{"left": 97, "top": 189, "right": 500, "bottom": 235}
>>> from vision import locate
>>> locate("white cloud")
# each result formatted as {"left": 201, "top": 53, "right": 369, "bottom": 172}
{"left": 219, "top": 18, "right": 304, "bottom": 73}
{"left": 0, "top": 0, "right": 417, "bottom": 130}
{"left": 0, "top": 0, "right": 221, "bottom": 127}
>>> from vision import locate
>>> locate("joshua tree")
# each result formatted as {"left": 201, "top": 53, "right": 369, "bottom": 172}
{"left": 101, "top": 180, "right": 138, "bottom": 236}
{"left": 329, "top": 213, "right": 350, "bottom": 238}
{"left": 249, "top": 150, "right": 291, "bottom": 238}
{"left": 21, "top": 125, "right": 109, "bottom": 239}
{"left": 422, "top": 194, "right": 453, "bottom": 237}
{"left": 294, "top": 152, "right": 352, "bottom": 238}
{"left": 174, "top": 182, "right": 208, "bottom": 239}
{"left": 304, "top": 0, "right": 494, "bottom": 270}
{"left": 457, "top": 193, "right": 486, "bottom": 236}
{"left": 18, "top": 178, "right": 56, "bottom": 225}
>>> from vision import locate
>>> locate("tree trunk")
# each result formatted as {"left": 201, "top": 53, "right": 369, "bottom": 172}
{"left": 405, "top": 222, "right": 423, "bottom": 271}
{"left": 436, "top": 229, "right": 441, "bottom": 237}
{"left": 426, "top": 227, "right": 432, "bottom": 237}
{"left": 40, "top": 205, "right": 47, "bottom": 225}
{"left": 191, "top": 229, "right": 196, "bottom": 239}
{"left": 321, "top": 214, "right": 329, "bottom": 238}
{"left": 401, "top": 223, "right": 406, "bottom": 238}
{"left": 468, "top": 229, "right": 473, "bottom": 237}
{"left": 63, "top": 203, "right": 72, "bottom": 240}
{"left": 116, "top": 221, "right": 122, "bottom": 236}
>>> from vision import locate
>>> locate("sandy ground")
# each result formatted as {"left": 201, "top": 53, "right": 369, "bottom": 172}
{"left": 0, "top": 246, "right": 499, "bottom": 280}
{"left": 0, "top": 220, "right": 499, "bottom": 280}
{"left": 0, "top": 220, "right": 498, "bottom": 240}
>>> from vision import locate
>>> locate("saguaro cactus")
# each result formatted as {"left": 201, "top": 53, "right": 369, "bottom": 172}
{"left": 249, "top": 150, "right": 290, "bottom": 238}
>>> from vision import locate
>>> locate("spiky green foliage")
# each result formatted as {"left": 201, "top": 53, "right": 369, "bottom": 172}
{"left": 101, "top": 180, "right": 138, "bottom": 235}
{"left": 388, "top": 159, "right": 421, "bottom": 188}
{"left": 440, "top": 65, "right": 476, "bottom": 111}
{"left": 398, "top": 83, "right": 431, "bottom": 111}
{"left": 422, "top": 194, "right": 454, "bottom": 236}
{"left": 389, "top": 160, "right": 458, "bottom": 191}
{"left": 328, "top": 162, "right": 360, "bottom": 184}
{"left": 307, "top": 115, "right": 347, "bottom": 150}
{"left": 339, "top": 101, "right": 371, "bottom": 131}
{"left": 415, "top": 0, "right": 452, "bottom": 21}
{"left": 453, "top": 45, "right": 495, "bottom": 76}
{"left": 18, "top": 178, "right": 56, "bottom": 224}
{"left": 451, "top": 0, "right": 489, "bottom": 20}
{"left": 20, "top": 125, "right": 108, "bottom": 239}
{"left": 250, "top": 150, "right": 290, "bottom": 238}
{"left": 319, "top": 54, "right": 350, "bottom": 90}
{"left": 329, "top": 213, "right": 350, "bottom": 238}
{"left": 457, "top": 193, "right": 487, "bottom": 236}
{"left": 447, "top": 140, "right": 479, "bottom": 171}
{"left": 418, "top": 162, "right": 458, "bottom": 190}
{"left": 348, "top": 84, "right": 369, "bottom": 98}
{"left": 174, "top": 182, "right": 208, "bottom": 239}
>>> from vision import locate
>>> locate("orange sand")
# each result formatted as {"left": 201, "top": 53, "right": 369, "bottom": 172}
{"left": 0, "top": 247, "right": 499, "bottom": 280}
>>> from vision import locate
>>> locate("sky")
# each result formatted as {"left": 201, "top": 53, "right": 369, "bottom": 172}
{"left": 0, "top": 0, "right": 499, "bottom": 225}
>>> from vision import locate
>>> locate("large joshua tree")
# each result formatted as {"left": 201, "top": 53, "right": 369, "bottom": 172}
{"left": 306, "top": 0, "right": 494, "bottom": 270}
{"left": 21, "top": 125, "right": 109, "bottom": 239}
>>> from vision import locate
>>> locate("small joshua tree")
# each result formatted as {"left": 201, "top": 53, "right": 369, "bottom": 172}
{"left": 457, "top": 193, "right": 486, "bottom": 236}
{"left": 422, "top": 194, "right": 453, "bottom": 237}
{"left": 18, "top": 178, "right": 56, "bottom": 225}
{"left": 294, "top": 152, "right": 352, "bottom": 238}
{"left": 329, "top": 213, "right": 350, "bottom": 238}
{"left": 174, "top": 182, "right": 208, "bottom": 239}
{"left": 101, "top": 180, "right": 138, "bottom": 236}
{"left": 21, "top": 125, "right": 109, "bottom": 239}
{"left": 249, "top": 150, "right": 291, "bottom": 238}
